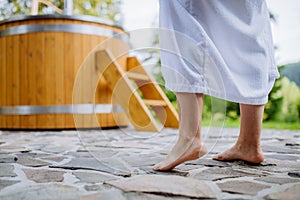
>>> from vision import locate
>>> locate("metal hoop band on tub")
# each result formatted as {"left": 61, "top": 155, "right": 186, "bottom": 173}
{"left": 0, "top": 104, "right": 124, "bottom": 115}
{"left": 0, "top": 24, "right": 128, "bottom": 42}
{"left": 0, "top": 14, "right": 120, "bottom": 28}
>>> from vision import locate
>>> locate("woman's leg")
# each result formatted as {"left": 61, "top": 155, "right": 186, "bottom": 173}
{"left": 153, "top": 92, "right": 207, "bottom": 171}
{"left": 213, "top": 104, "right": 265, "bottom": 163}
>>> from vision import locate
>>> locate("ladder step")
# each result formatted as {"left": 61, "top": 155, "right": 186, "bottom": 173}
{"left": 143, "top": 99, "right": 167, "bottom": 106}
{"left": 126, "top": 72, "right": 150, "bottom": 81}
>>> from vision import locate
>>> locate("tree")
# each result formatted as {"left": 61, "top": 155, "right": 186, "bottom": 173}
{"left": 0, "top": 0, "right": 122, "bottom": 24}
{"left": 264, "top": 67, "right": 283, "bottom": 121}
{"left": 0, "top": 0, "right": 32, "bottom": 19}
{"left": 73, "top": 0, "right": 121, "bottom": 23}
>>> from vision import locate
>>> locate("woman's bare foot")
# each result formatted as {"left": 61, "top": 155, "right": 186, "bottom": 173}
{"left": 212, "top": 144, "right": 264, "bottom": 163}
{"left": 153, "top": 136, "right": 207, "bottom": 171}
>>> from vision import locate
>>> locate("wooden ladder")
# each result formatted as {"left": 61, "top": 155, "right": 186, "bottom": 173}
{"left": 96, "top": 50, "right": 179, "bottom": 132}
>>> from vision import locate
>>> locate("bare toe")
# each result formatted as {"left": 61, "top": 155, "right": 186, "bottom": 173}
{"left": 152, "top": 163, "right": 161, "bottom": 170}
{"left": 153, "top": 139, "right": 206, "bottom": 171}
{"left": 212, "top": 154, "right": 222, "bottom": 160}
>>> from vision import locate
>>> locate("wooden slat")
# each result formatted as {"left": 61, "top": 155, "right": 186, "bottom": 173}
{"left": 127, "top": 57, "right": 179, "bottom": 128}
{"left": 63, "top": 32, "right": 75, "bottom": 128}
{"left": 90, "top": 36, "right": 104, "bottom": 128}
{"left": 94, "top": 37, "right": 131, "bottom": 128}
{"left": 72, "top": 35, "right": 89, "bottom": 128}
{"left": 55, "top": 31, "right": 65, "bottom": 128}
{"left": 96, "top": 50, "right": 159, "bottom": 132}
{"left": 126, "top": 71, "right": 150, "bottom": 81}
{"left": 73, "top": 35, "right": 101, "bottom": 128}
{"left": 143, "top": 99, "right": 167, "bottom": 106}
{"left": 95, "top": 38, "right": 111, "bottom": 127}
{"left": 27, "top": 33, "right": 42, "bottom": 128}
{"left": 40, "top": 32, "right": 53, "bottom": 128}
{"left": 0, "top": 37, "right": 6, "bottom": 127}
{"left": 73, "top": 34, "right": 93, "bottom": 128}
{"left": 82, "top": 34, "right": 97, "bottom": 128}
{"left": 12, "top": 35, "right": 20, "bottom": 127}
{"left": 5, "top": 35, "right": 14, "bottom": 128}
{"left": 35, "top": 32, "right": 48, "bottom": 128}
{"left": 19, "top": 32, "right": 28, "bottom": 128}
{"left": 96, "top": 78, "right": 109, "bottom": 127}
{"left": 103, "top": 38, "right": 131, "bottom": 127}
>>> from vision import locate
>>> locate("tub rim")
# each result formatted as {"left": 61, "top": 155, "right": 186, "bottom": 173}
{"left": 0, "top": 14, "right": 123, "bottom": 30}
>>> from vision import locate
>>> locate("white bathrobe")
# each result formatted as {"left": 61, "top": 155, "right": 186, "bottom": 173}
{"left": 159, "top": 0, "right": 280, "bottom": 104}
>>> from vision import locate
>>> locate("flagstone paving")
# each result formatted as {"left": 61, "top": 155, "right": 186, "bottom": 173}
{"left": 0, "top": 127, "right": 299, "bottom": 199}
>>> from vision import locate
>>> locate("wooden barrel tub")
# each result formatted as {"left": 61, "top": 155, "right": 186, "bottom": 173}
{"left": 0, "top": 14, "right": 130, "bottom": 129}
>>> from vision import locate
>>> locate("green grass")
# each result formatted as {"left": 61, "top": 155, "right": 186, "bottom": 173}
{"left": 202, "top": 118, "right": 300, "bottom": 130}
{"left": 262, "top": 121, "right": 300, "bottom": 130}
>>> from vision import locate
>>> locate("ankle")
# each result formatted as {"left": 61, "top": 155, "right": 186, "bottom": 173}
{"left": 178, "top": 134, "right": 201, "bottom": 143}
{"left": 235, "top": 142, "right": 262, "bottom": 153}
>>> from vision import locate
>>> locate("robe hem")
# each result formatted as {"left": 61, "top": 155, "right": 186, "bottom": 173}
{"left": 165, "top": 83, "right": 269, "bottom": 105}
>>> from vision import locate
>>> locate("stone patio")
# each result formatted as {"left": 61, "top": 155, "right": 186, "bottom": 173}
{"left": 0, "top": 127, "right": 299, "bottom": 199}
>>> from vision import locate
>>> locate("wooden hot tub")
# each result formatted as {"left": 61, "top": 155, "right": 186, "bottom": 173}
{"left": 0, "top": 14, "right": 130, "bottom": 129}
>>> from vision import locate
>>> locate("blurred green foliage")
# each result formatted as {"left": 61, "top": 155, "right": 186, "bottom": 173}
{"left": 264, "top": 67, "right": 284, "bottom": 121}
{"left": 0, "top": 0, "right": 121, "bottom": 23}
{"left": 152, "top": 60, "right": 177, "bottom": 103}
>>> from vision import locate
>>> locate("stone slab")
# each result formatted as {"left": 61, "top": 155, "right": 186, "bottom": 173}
{"left": 83, "top": 149, "right": 118, "bottom": 158}
{"left": 94, "top": 141, "right": 153, "bottom": 149}
{"left": 66, "top": 151, "right": 94, "bottom": 157}
{"left": 22, "top": 168, "right": 64, "bottom": 183}
{"left": 190, "top": 167, "right": 257, "bottom": 181}
{"left": 15, "top": 152, "right": 50, "bottom": 158}
{"left": 125, "top": 192, "right": 192, "bottom": 200}
{"left": 84, "top": 184, "right": 104, "bottom": 191}
{"left": 186, "top": 158, "right": 231, "bottom": 167}
{"left": 255, "top": 176, "right": 299, "bottom": 184}
{"left": 262, "top": 145, "right": 300, "bottom": 154}
{"left": 0, "top": 180, "right": 20, "bottom": 191}
{"left": 257, "top": 159, "right": 300, "bottom": 173}
{"left": 106, "top": 175, "right": 216, "bottom": 199}
{"left": 266, "top": 183, "right": 300, "bottom": 200}
{"left": 17, "top": 155, "right": 50, "bottom": 167}
{"left": 233, "top": 167, "right": 271, "bottom": 176}
{"left": 0, "top": 163, "right": 17, "bottom": 177}
{"left": 0, "top": 145, "right": 30, "bottom": 153}
{"left": 51, "top": 158, "right": 131, "bottom": 177}
{"left": 217, "top": 180, "right": 270, "bottom": 195}
{"left": 40, "top": 146, "right": 69, "bottom": 154}
{"left": 121, "top": 154, "right": 164, "bottom": 167}
{"left": 73, "top": 171, "right": 119, "bottom": 183}
{"left": 176, "top": 164, "right": 202, "bottom": 171}
{"left": 265, "top": 154, "right": 299, "bottom": 161}
{"left": 80, "top": 188, "right": 126, "bottom": 200}
{"left": 232, "top": 160, "right": 276, "bottom": 167}
{"left": 39, "top": 156, "right": 66, "bottom": 163}
{"left": 141, "top": 167, "right": 189, "bottom": 177}
{"left": 0, "top": 183, "right": 82, "bottom": 200}
{"left": 0, "top": 153, "right": 18, "bottom": 163}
